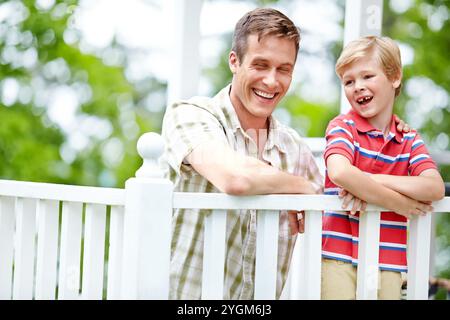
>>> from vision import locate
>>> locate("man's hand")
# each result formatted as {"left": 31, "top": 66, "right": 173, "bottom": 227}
{"left": 339, "top": 189, "right": 367, "bottom": 215}
{"left": 394, "top": 114, "right": 410, "bottom": 133}
{"left": 288, "top": 211, "right": 305, "bottom": 235}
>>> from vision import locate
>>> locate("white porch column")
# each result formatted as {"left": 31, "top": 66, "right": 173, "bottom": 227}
{"left": 340, "top": 0, "right": 383, "bottom": 114}
{"left": 166, "top": 0, "right": 203, "bottom": 106}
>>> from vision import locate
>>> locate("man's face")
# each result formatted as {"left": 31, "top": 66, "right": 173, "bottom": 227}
{"left": 229, "top": 34, "right": 296, "bottom": 128}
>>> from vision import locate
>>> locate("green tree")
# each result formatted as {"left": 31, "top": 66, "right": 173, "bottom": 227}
{"left": 0, "top": 0, "right": 165, "bottom": 188}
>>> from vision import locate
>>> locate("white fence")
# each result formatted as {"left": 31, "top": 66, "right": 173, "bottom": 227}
{"left": 0, "top": 133, "right": 449, "bottom": 300}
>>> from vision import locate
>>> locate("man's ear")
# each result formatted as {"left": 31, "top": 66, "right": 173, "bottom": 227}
{"left": 229, "top": 51, "right": 239, "bottom": 74}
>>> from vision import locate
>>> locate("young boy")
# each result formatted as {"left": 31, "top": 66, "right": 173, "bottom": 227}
{"left": 321, "top": 36, "right": 445, "bottom": 300}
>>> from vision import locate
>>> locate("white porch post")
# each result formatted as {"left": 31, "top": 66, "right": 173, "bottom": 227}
{"left": 340, "top": 0, "right": 383, "bottom": 114}
{"left": 166, "top": 0, "right": 203, "bottom": 106}
{"left": 120, "top": 133, "right": 173, "bottom": 299}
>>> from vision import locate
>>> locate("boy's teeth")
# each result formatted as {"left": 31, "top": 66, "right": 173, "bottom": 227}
{"left": 254, "top": 89, "right": 275, "bottom": 99}
{"left": 357, "top": 96, "right": 372, "bottom": 103}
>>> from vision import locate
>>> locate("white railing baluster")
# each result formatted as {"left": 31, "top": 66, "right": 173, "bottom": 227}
{"left": 407, "top": 214, "right": 432, "bottom": 300}
{"left": 299, "top": 210, "right": 322, "bottom": 299}
{"left": 13, "top": 198, "right": 37, "bottom": 299}
{"left": 107, "top": 205, "right": 125, "bottom": 300}
{"left": 356, "top": 210, "right": 381, "bottom": 300}
{"left": 254, "top": 210, "right": 279, "bottom": 300}
{"left": 58, "top": 201, "right": 83, "bottom": 299}
{"left": 202, "top": 209, "right": 227, "bottom": 299}
{"left": 0, "top": 196, "right": 15, "bottom": 299}
{"left": 35, "top": 199, "right": 59, "bottom": 300}
{"left": 81, "top": 204, "right": 107, "bottom": 299}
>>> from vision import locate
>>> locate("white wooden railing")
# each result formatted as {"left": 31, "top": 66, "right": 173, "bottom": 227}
{"left": 0, "top": 132, "right": 449, "bottom": 300}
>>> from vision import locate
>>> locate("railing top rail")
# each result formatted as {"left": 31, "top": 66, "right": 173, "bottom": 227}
{"left": 174, "top": 193, "right": 450, "bottom": 212}
{"left": 0, "top": 179, "right": 125, "bottom": 205}
{"left": 2, "top": 179, "right": 450, "bottom": 213}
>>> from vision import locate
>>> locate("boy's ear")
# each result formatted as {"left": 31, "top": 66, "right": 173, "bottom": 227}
{"left": 392, "top": 71, "right": 402, "bottom": 89}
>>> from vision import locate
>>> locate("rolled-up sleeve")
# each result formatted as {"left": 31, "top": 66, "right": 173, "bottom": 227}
{"left": 161, "top": 102, "right": 228, "bottom": 175}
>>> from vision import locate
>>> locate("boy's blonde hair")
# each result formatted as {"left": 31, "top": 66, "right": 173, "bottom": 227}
{"left": 335, "top": 36, "right": 403, "bottom": 97}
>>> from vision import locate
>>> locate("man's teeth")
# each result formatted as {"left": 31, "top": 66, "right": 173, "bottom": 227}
{"left": 254, "top": 89, "right": 275, "bottom": 99}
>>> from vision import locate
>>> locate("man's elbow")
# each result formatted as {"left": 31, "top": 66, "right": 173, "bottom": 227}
{"left": 220, "top": 174, "right": 252, "bottom": 196}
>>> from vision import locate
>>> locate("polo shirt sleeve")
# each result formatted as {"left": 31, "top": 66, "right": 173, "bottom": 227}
{"left": 408, "top": 132, "right": 438, "bottom": 176}
{"left": 323, "top": 119, "right": 355, "bottom": 164}
{"left": 161, "top": 102, "right": 228, "bottom": 175}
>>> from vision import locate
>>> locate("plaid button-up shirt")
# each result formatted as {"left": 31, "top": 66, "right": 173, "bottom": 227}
{"left": 161, "top": 85, "right": 323, "bottom": 299}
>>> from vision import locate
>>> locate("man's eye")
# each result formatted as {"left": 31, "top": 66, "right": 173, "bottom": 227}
{"left": 279, "top": 68, "right": 292, "bottom": 74}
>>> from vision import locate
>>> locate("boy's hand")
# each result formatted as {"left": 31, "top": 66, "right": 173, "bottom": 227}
{"left": 394, "top": 198, "right": 433, "bottom": 219}
{"left": 394, "top": 114, "right": 410, "bottom": 133}
{"left": 288, "top": 210, "right": 305, "bottom": 235}
{"left": 339, "top": 189, "right": 367, "bottom": 215}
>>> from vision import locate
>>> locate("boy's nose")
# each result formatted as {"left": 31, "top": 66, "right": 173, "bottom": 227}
{"left": 354, "top": 80, "right": 366, "bottom": 92}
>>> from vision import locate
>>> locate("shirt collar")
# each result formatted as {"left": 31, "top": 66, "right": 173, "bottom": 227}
{"left": 217, "top": 84, "right": 287, "bottom": 153}
{"left": 348, "top": 109, "right": 403, "bottom": 143}
{"left": 217, "top": 84, "right": 242, "bottom": 133}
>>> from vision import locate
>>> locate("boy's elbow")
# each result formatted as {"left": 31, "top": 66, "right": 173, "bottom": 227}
{"left": 328, "top": 166, "right": 347, "bottom": 187}
{"left": 432, "top": 183, "right": 446, "bottom": 201}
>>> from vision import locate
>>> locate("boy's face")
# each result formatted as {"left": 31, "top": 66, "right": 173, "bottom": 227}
{"left": 228, "top": 34, "right": 296, "bottom": 128}
{"left": 341, "top": 53, "right": 401, "bottom": 127}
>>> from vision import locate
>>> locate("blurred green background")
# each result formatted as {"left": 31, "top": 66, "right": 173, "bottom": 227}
{"left": 0, "top": 0, "right": 448, "bottom": 298}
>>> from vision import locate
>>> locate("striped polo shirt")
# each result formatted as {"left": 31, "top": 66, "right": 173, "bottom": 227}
{"left": 321, "top": 110, "right": 437, "bottom": 272}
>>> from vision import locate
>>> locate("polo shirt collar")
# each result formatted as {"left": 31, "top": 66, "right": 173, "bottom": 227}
{"left": 348, "top": 109, "right": 403, "bottom": 143}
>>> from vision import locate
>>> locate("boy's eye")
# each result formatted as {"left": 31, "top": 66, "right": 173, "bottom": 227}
{"left": 364, "top": 74, "right": 374, "bottom": 79}
{"left": 344, "top": 80, "right": 353, "bottom": 86}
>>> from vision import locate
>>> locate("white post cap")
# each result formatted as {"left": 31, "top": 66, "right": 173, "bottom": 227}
{"left": 135, "top": 132, "right": 165, "bottom": 178}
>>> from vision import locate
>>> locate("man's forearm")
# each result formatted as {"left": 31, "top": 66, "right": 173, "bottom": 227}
{"left": 187, "top": 140, "right": 321, "bottom": 196}
{"left": 230, "top": 156, "right": 319, "bottom": 195}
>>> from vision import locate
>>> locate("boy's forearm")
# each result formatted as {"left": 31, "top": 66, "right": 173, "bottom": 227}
{"left": 371, "top": 174, "right": 445, "bottom": 201}
{"left": 329, "top": 163, "right": 409, "bottom": 211}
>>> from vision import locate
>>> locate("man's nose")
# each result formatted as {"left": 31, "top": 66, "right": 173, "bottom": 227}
{"left": 262, "top": 69, "right": 277, "bottom": 88}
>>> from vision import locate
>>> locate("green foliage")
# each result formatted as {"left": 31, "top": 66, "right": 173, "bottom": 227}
{"left": 0, "top": 0, "right": 160, "bottom": 187}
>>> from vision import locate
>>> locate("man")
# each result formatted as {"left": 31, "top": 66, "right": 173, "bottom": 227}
{"left": 161, "top": 8, "right": 321, "bottom": 299}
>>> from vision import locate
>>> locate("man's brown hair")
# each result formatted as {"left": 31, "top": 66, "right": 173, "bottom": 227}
{"left": 231, "top": 8, "right": 300, "bottom": 63}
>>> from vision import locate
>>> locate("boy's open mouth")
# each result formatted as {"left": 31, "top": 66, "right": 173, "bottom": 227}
{"left": 356, "top": 96, "right": 373, "bottom": 105}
